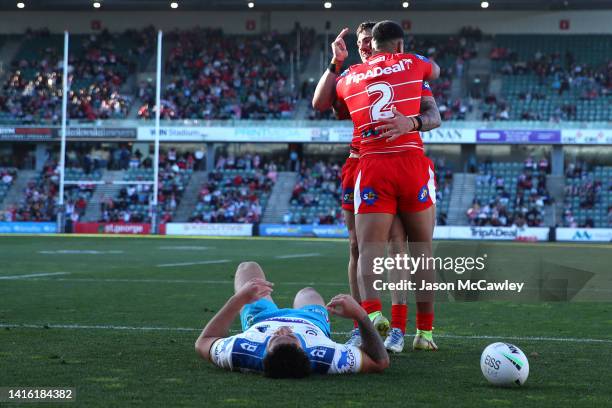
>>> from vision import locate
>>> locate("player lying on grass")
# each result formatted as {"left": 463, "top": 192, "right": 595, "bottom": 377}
{"left": 195, "top": 261, "right": 390, "bottom": 378}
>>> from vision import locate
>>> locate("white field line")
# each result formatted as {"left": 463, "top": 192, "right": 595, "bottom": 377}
{"left": 38, "top": 250, "right": 124, "bottom": 255}
{"left": 0, "top": 272, "right": 70, "bottom": 280}
{"left": 156, "top": 259, "right": 230, "bottom": 268}
{"left": 1, "top": 322, "right": 611, "bottom": 344}
{"left": 275, "top": 253, "right": 320, "bottom": 259}
{"left": 157, "top": 246, "right": 214, "bottom": 251}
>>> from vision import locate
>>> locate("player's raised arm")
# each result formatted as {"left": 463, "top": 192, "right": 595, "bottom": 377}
{"left": 312, "top": 27, "right": 349, "bottom": 112}
{"left": 195, "top": 278, "right": 274, "bottom": 361}
{"left": 327, "top": 294, "right": 390, "bottom": 373}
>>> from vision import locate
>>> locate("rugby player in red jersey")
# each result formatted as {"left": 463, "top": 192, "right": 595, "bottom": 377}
{"left": 313, "top": 22, "right": 441, "bottom": 352}
{"left": 334, "top": 20, "right": 440, "bottom": 351}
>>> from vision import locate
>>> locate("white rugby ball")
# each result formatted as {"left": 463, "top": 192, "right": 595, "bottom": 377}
{"left": 480, "top": 342, "right": 529, "bottom": 386}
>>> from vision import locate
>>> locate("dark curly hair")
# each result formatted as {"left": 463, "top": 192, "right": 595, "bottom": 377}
{"left": 262, "top": 344, "right": 311, "bottom": 379}
{"left": 372, "top": 20, "right": 404, "bottom": 51}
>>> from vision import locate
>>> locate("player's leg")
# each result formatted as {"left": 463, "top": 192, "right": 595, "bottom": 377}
{"left": 399, "top": 206, "right": 437, "bottom": 350}
{"left": 344, "top": 210, "right": 361, "bottom": 304}
{"left": 344, "top": 209, "right": 364, "bottom": 345}
{"left": 341, "top": 157, "right": 364, "bottom": 345}
{"left": 341, "top": 157, "right": 361, "bottom": 304}
{"left": 396, "top": 153, "right": 438, "bottom": 350}
{"left": 385, "top": 216, "right": 409, "bottom": 352}
{"left": 354, "top": 157, "right": 396, "bottom": 337}
{"left": 234, "top": 261, "right": 276, "bottom": 330}
{"left": 234, "top": 261, "right": 272, "bottom": 301}
{"left": 356, "top": 212, "right": 394, "bottom": 336}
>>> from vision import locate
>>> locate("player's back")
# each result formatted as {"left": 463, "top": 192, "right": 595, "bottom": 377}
{"left": 336, "top": 52, "right": 432, "bottom": 157}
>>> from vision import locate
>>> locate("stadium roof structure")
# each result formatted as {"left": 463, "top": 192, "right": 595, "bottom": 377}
{"left": 2, "top": 0, "right": 612, "bottom": 11}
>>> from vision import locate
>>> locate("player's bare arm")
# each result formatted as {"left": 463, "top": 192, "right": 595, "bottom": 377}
{"left": 327, "top": 294, "right": 390, "bottom": 373}
{"left": 375, "top": 97, "right": 441, "bottom": 142}
{"left": 419, "top": 96, "right": 442, "bottom": 131}
{"left": 312, "top": 27, "right": 349, "bottom": 111}
{"left": 195, "top": 278, "right": 274, "bottom": 361}
{"left": 427, "top": 60, "right": 441, "bottom": 81}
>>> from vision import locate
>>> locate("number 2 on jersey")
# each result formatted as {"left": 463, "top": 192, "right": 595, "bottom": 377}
{"left": 367, "top": 82, "right": 394, "bottom": 121}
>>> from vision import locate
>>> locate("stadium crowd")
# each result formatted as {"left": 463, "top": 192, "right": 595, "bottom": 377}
{"left": 562, "top": 161, "right": 612, "bottom": 228}
{"left": 467, "top": 157, "right": 551, "bottom": 227}
{"left": 189, "top": 154, "right": 275, "bottom": 223}
{"left": 99, "top": 148, "right": 194, "bottom": 223}
{"left": 285, "top": 160, "right": 343, "bottom": 225}
{"left": 137, "top": 28, "right": 302, "bottom": 120}
{"left": 0, "top": 28, "right": 155, "bottom": 123}
{"left": 485, "top": 46, "right": 611, "bottom": 121}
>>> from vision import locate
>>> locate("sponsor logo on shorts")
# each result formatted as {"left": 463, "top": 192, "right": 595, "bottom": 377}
{"left": 342, "top": 188, "right": 354, "bottom": 204}
{"left": 361, "top": 187, "right": 378, "bottom": 205}
{"left": 417, "top": 185, "right": 429, "bottom": 203}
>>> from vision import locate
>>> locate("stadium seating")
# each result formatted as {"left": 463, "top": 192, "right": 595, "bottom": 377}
{"left": 433, "top": 159, "right": 453, "bottom": 225}
{"left": 2, "top": 28, "right": 609, "bottom": 123}
{"left": 137, "top": 28, "right": 298, "bottom": 120}
{"left": 100, "top": 164, "right": 192, "bottom": 223}
{"left": 288, "top": 161, "right": 343, "bottom": 225}
{"left": 468, "top": 159, "right": 551, "bottom": 227}
{"left": 0, "top": 167, "right": 17, "bottom": 210}
{"left": 487, "top": 35, "right": 612, "bottom": 121}
{"left": 190, "top": 166, "right": 273, "bottom": 223}
{"left": 563, "top": 164, "right": 612, "bottom": 228}
{"left": 0, "top": 28, "right": 154, "bottom": 124}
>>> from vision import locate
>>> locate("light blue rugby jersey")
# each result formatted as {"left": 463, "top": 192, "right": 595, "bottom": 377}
{"left": 210, "top": 317, "right": 362, "bottom": 374}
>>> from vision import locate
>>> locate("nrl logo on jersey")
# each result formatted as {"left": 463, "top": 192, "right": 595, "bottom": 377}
{"left": 345, "top": 59, "right": 412, "bottom": 85}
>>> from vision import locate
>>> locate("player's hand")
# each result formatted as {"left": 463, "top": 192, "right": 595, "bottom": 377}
{"left": 326, "top": 294, "right": 367, "bottom": 321}
{"left": 331, "top": 27, "right": 350, "bottom": 63}
{"left": 375, "top": 106, "right": 418, "bottom": 142}
{"left": 233, "top": 278, "right": 274, "bottom": 305}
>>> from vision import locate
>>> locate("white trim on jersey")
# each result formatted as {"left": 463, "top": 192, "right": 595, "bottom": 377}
{"left": 349, "top": 96, "right": 421, "bottom": 116}
{"left": 390, "top": 96, "right": 422, "bottom": 104}
{"left": 343, "top": 79, "right": 423, "bottom": 101}
{"left": 357, "top": 114, "right": 418, "bottom": 130}
{"left": 349, "top": 105, "right": 374, "bottom": 115}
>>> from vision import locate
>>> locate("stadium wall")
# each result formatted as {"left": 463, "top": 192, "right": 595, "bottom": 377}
{"left": 2, "top": 222, "right": 611, "bottom": 242}
{"left": 0, "top": 11, "right": 611, "bottom": 34}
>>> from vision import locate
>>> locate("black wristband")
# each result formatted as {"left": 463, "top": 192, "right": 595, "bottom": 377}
{"left": 328, "top": 59, "right": 343, "bottom": 75}
{"left": 414, "top": 115, "right": 423, "bottom": 131}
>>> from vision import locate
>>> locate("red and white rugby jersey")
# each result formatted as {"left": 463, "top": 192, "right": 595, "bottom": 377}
{"left": 335, "top": 69, "right": 360, "bottom": 154}
{"left": 335, "top": 53, "right": 433, "bottom": 157}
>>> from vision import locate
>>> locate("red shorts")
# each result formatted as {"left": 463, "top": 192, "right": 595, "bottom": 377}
{"left": 340, "top": 157, "right": 359, "bottom": 211}
{"left": 354, "top": 150, "right": 436, "bottom": 214}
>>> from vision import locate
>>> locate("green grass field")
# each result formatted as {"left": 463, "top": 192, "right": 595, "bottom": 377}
{"left": 1, "top": 235, "right": 612, "bottom": 407}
